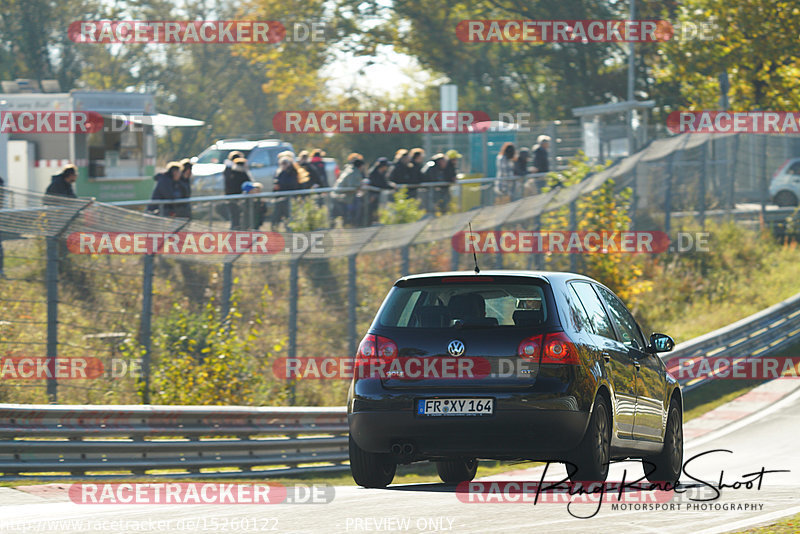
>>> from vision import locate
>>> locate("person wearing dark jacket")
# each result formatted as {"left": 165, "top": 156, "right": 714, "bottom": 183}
{"left": 45, "top": 164, "right": 78, "bottom": 199}
{"left": 147, "top": 162, "right": 182, "bottom": 216}
{"left": 272, "top": 154, "right": 307, "bottom": 228}
{"left": 421, "top": 153, "right": 448, "bottom": 213}
{"left": 407, "top": 148, "right": 425, "bottom": 199}
{"left": 226, "top": 157, "right": 252, "bottom": 229}
{"left": 389, "top": 149, "right": 412, "bottom": 193}
{"left": 309, "top": 149, "right": 329, "bottom": 188}
{"left": 298, "top": 151, "right": 324, "bottom": 188}
{"left": 365, "top": 157, "right": 394, "bottom": 225}
{"left": 531, "top": 135, "right": 550, "bottom": 173}
{"left": 173, "top": 158, "right": 193, "bottom": 218}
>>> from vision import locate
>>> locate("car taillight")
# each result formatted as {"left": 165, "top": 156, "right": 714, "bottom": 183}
{"left": 517, "top": 335, "right": 542, "bottom": 360}
{"left": 541, "top": 332, "right": 579, "bottom": 364}
{"left": 334, "top": 164, "right": 340, "bottom": 179}
{"left": 356, "top": 334, "right": 397, "bottom": 366}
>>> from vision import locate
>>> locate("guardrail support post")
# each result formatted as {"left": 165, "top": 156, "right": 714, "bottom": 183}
{"left": 348, "top": 254, "right": 357, "bottom": 357}
{"left": 288, "top": 258, "right": 299, "bottom": 405}
{"left": 140, "top": 253, "right": 155, "bottom": 404}
{"left": 45, "top": 237, "right": 58, "bottom": 403}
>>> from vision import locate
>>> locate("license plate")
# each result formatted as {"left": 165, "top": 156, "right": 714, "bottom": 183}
{"left": 417, "top": 398, "right": 494, "bottom": 416}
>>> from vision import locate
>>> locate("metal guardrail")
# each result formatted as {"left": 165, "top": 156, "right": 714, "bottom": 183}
{"left": 661, "top": 291, "right": 800, "bottom": 392}
{"left": 2, "top": 292, "right": 799, "bottom": 480}
{"left": 0, "top": 405, "right": 348, "bottom": 480}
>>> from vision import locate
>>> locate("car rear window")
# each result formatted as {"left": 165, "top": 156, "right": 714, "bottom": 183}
{"left": 377, "top": 282, "right": 548, "bottom": 328}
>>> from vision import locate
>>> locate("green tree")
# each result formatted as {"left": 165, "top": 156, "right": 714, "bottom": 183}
{"left": 655, "top": 0, "right": 800, "bottom": 111}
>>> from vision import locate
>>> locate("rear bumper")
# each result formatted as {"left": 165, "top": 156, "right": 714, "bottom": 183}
{"left": 349, "top": 408, "right": 588, "bottom": 459}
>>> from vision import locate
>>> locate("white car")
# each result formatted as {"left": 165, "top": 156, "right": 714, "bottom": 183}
{"left": 769, "top": 158, "right": 800, "bottom": 207}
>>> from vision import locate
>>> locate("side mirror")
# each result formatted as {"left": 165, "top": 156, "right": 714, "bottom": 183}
{"left": 190, "top": 156, "right": 198, "bottom": 164}
{"left": 646, "top": 333, "right": 675, "bottom": 353}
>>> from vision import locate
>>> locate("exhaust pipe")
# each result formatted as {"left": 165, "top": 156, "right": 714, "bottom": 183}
{"left": 390, "top": 441, "right": 416, "bottom": 461}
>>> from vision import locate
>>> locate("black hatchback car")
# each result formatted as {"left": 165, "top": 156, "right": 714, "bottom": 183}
{"left": 347, "top": 270, "right": 682, "bottom": 487}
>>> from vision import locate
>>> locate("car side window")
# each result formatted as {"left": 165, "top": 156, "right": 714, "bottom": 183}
{"left": 571, "top": 282, "right": 616, "bottom": 340}
{"left": 790, "top": 161, "right": 800, "bottom": 175}
{"left": 566, "top": 284, "right": 593, "bottom": 333}
{"left": 595, "top": 285, "right": 646, "bottom": 350}
{"left": 248, "top": 149, "right": 272, "bottom": 166}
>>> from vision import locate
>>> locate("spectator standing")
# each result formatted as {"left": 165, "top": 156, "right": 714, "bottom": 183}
{"left": 440, "top": 149, "right": 462, "bottom": 212}
{"left": 407, "top": 148, "right": 425, "bottom": 199}
{"left": 241, "top": 181, "right": 267, "bottom": 229}
{"left": 334, "top": 153, "right": 367, "bottom": 224}
{"left": 147, "top": 162, "right": 182, "bottom": 216}
{"left": 45, "top": 164, "right": 78, "bottom": 198}
{"left": 513, "top": 147, "right": 531, "bottom": 199}
{"left": 421, "top": 153, "right": 449, "bottom": 213}
{"left": 272, "top": 153, "right": 307, "bottom": 228}
{"left": 532, "top": 135, "right": 551, "bottom": 173}
{"left": 309, "top": 149, "right": 329, "bottom": 187}
{"left": 224, "top": 150, "right": 247, "bottom": 229}
{"left": 298, "top": 150, "right": 325, "bottom": 188}
{"left": 495, "top": 142, "right": 515, "bottom": 196}
{"left": 174, "top": 158, "right": 193, "bottom": 218}
{"left": 365, "top": 157, "right": 395, "bottom": 225}
{"left": 389, "top": 149, "right": 412, "bottom": 194}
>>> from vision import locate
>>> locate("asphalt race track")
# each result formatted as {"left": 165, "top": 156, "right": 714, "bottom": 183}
{"left": 2, "top": 383, "right": 800, "bottom": 534}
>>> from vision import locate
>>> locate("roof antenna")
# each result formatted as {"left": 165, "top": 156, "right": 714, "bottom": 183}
{"left": 468, "top": 222, "right": 480, "bottom": 274}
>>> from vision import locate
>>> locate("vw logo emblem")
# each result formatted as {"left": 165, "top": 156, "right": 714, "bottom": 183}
{"left": 447, "top": 340, "right": 465, "bottom": 357}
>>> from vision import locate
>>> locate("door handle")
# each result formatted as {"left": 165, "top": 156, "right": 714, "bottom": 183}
{"left": 634, "top": 360, "right": 641, "bottom": 370}
{"left": 602, "top": 351, "right": 611, "bottom": 363}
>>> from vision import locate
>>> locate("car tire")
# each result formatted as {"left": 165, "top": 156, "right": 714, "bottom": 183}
{"left": 436, "top": 458, "right": 478, "bottom": 484}
{"left": 348, "top": 436, "right": 397, "bottom": 488}
{"left": 568, "top": 396, "right": 611, "bottom": 483}
{"left": 643, "top": 399, "right": 683, "bottom": 486}
{"left": 775, "top": 191, "right": 799, "bottom": 207}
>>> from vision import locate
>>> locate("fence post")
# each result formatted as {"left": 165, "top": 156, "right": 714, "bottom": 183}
{"left": 347, "top": 254, "right": 358, "bottom": 357}
{"left": 288, "top": 258, "right": 299, "bottom": 405}
{"left": 760, "top": 135, "right": 768, "bottom": 228}
{"left": 699, "top": 140, "right": 708, "bottom": 228}
{"left": 569, "top": 200, "right": 578, "bottom": 272}
{"left": 531, "top": 215, "right": 543, "bottom": 270}
{"left": 728, "top": 134, "right": 738, "bottom": 213}
{"left": 451, "top": 246, "right": 459, "bottom": 270}
{"left": 221, "top": 261, "right": 234, "bottom": 320}
{"left": 140, "top": 253, "right": 155, "bottom": 404}
{"left": 401, "top": 246, "right": 410, "bottom": 276}
{"left": 45, "top": 237, "right": 58, "bottom": 403}
{"left": 665, "top": 151, "right": 677, "bottom": 234}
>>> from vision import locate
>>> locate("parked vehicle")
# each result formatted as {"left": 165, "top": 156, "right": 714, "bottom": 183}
{"left": 191, "top": 139, "right": 339, "bottom": 198}
{"left": 769, "top": 158, "right": 800, "bottom": 207}
{"left": 348, "top": 270, "right": 682, "bottom": 488}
